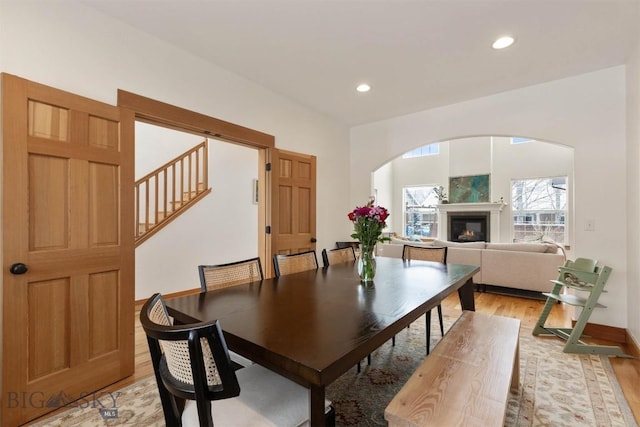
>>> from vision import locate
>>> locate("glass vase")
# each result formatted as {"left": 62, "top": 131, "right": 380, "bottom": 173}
{"left": 358, "top": 244, "right": 376, "bottom": 282}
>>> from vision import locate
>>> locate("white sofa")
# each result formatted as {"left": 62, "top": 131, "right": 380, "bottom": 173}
{"left": 377, "top": 238, "right": 566, "bottom": 294}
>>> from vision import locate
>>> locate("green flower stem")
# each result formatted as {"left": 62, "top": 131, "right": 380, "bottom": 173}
{"left": 358, "top": 245, "right": 376, "bottom": 282}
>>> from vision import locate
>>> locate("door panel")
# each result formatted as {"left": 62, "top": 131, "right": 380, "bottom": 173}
{"left": 270, "top": 149, "right": 317, "bottom": 265}
{"left": 2, "top": 74, "right": 134, "bottom": 426}
{"left": 28, "top": 278, "right": 71, "bottom": 378}
{"left": 29, "top": 155, "right": 69, "bottom": 250}
{"left": 89, "top": 162, "right": 120, "bottom": 246}
{"left": 88, "top": 270, "right": 120, "bottom": 358}
{"left": 278, "top": 185, "right": 293, "bottom": 234}
{"left": 298, "top": 187, "right": 311, "bottom": 233}
{"left": 28, "top": 100, "right": 69, "bottom": 140}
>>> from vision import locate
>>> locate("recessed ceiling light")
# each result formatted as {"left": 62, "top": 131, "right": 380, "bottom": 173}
{"left": 492, "top": 36, "right": 515, "bottom": 50}
{"left": 356, "top": 83, "right": 371, "bottom": 93}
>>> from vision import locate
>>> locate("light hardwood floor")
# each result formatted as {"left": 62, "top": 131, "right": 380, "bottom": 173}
{"left": 29, "top": 291, "right": 640, "bottom": 425}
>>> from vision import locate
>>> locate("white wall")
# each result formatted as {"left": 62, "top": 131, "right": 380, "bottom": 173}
{"left": 135, "top": 124, "right": 259, "bottom": 297}
{"left": 1, "top": 0, "right": 636, "bottom": 340}
{"left": 373, "top": 162, "right": 393, "bottom": 228}
{"left": 135, "top": 123, "right": 203, "bottom": 178}
{"left": 136, "top": 140, "right": 259, "bottom": 297}
{"left": 0, "top": 0, "right": 351, "bottom": 299}
{"left": 491, "top": 137, "right": 574, "bottom": 245}
{"left": 381, "top": 142, "right": 451, "bottom": 234}
{"left": 626, "top": 38, "right": 640, "bottom": 347}
{"left": 378, "top": 137, "right": 573, "bottom": 244}
{"left": 352, "top": 67, "right": 629, "bottom": 329}
{"left": 449, "top": 137, "right": 491, "bottom": 177}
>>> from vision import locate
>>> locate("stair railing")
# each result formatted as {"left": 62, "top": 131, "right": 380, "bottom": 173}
{"left": 135, "top": 140, "right": 210, "bottom": 245}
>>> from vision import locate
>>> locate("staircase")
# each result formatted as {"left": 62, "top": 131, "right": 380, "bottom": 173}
{"left": 135, "top": 140, "right": 210, "bottom": 245}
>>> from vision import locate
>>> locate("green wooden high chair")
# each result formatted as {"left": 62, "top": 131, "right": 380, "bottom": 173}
{"left": 533, "top": 257, "right": 631, "bottom": 357}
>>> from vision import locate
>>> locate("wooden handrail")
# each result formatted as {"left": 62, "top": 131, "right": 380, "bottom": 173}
{"left": 136, "top": 141, "right": 206, "bottom": 183}
{"left": 135, "top": 140, "right": 210, "bottom": 244}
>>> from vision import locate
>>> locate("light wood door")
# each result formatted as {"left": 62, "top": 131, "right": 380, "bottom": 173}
{"left": 269, "top": 149, "right": 316, "bottom": 276}
{"left": 1, "top": 74, "right": 135, "bottom": 426}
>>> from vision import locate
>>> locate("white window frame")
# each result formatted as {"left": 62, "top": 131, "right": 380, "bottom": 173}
{"left": 511, "top": 176, "right": 567, "bottom": 244}
{"left": 402, "top": 185, "right": 440, "bottom": 238}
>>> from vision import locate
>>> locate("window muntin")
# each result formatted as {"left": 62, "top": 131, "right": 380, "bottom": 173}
{"left": 511, "top": 177, "right": 567, "bottom": 243}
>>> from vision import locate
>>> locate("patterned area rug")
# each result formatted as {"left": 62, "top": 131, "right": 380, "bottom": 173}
{"left": 34, "top": 313, "right": 637, "bottom": 427}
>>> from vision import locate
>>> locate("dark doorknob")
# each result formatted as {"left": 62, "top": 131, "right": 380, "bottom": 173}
{"left": 310, "top": 237, "right": 317, "bottom": 243}
{"left": 9, "top": 263, "right": 28, "bottom": 275}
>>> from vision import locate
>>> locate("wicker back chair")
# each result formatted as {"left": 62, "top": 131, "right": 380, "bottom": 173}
{"left": 321, "top": 246, "right": 356, "bottom": 268}
{"left": 141, "top": 293, "right": 334, "bottom": 427}
{"left": 198, "top": 257, "right": 263, "bottom": 292}
{"left": 336, "top": 241, "right": 360, "bottom": 251}
{"left": 401, "top": 244, "right": 448, "bottom": 354}
{"left": 141, "top": 293, "right": 239, "bottom": 426}
{"left": 402, "top": 245, "right": 448, "bottom": 264}
{"left": 197, "top": 258, "right": 264, "bottom": 367}
{"left": 273, "top": 250, "right": 318, "bottom": 277}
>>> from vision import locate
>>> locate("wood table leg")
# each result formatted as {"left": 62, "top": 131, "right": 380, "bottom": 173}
{"left": 310, "top": 384, "right": 328, "bottom": 427}
{"left": 457, "top": 278, "right": 476, "bottom": 311}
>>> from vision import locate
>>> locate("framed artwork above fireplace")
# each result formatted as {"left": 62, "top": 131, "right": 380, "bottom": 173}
{"left": 449, "top": 174, "right": 490, "bottom": 203}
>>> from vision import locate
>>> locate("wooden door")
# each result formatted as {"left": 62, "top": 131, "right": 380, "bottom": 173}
{"left": 1, "top": 74, "right": 134, "bottom": 426}
{"left": 268, "top": 149, "right": 316, "bottom": 276}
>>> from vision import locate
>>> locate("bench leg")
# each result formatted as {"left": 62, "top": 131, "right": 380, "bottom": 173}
{"left": 425, "top": 310, "right": 431, "bottom": 355}
{"left": 511, "top": 340, "right": 520, "bottom": 390}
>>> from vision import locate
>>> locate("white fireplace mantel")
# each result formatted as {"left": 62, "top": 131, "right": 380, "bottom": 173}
{"left": 436, "top": 202, "right": 506, "bottom": 242}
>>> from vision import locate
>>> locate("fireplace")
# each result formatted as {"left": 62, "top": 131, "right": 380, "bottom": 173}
{"left": 448, "top": 212, "right": 490, "bottom": 242}
{"left": 436, "top": 202, "right": 505, "bottom": 242}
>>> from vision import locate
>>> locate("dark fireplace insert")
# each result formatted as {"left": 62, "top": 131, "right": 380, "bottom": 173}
{"left": 448, "top": 212, "right": 489, "bottom": 242}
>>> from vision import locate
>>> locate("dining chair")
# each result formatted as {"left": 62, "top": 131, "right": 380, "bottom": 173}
{"left": 321, "top": 246, "right": 356, "bottom": 268}
{"left": 402, "top": 244, "right": 448, "bottom": 355}
{"left": 197, "top": 257, "right": 263, "bottom": 368}
{"left": 198, "top": 257, "right": 263, "bottom": 292}
{"left": 273, "top": 250, "right": 319, "bottom": 277}
{"left": 335, "top": 241, "right": 360, "bottom": 257}
{"left": 335, "top": 241, "right": 360, "bottom": 250}
{"left": 140, "top": 293, "right": 335, "bottom": 427}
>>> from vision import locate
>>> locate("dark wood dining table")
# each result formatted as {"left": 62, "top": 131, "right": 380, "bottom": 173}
{"left": 165, "top": 256, "right": 479, "bottom": 426}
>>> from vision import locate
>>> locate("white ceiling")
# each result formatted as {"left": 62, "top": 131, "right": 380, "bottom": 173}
{"left": 83, "top": 0, "right": 639, "bottom": 126}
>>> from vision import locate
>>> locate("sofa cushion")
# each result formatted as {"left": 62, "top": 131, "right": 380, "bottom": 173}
{"left": 485, "top": 242, "right": 556, "bottom": 253}
{"left": 378, "top": 238, "right": 564, "bottom": 293}
{"left": 390, "top": 238, "right": 433, "bottom": 247}
{"left": 432, "top": 239, "right": 486, "bottom": 249}
{"left": 446, "top": 247, "right": 482, "bottom": 284}
{"left": 481, "top": 249, "right": 565, "bottom": 292}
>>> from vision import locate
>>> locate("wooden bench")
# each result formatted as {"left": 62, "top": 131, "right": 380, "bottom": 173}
{"left": 385, "top": 311, "right": 520, "bottom": 427}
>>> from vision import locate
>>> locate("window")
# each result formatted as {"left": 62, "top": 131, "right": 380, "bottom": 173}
{"left": 402, "top": 143, "right": 439, "bottom": 159}
{"left": 511, "top": 137, "right": 533, "bottom": 144}
{"left": 403, "top": 186, "right": 440, "bottom": 238}
{"left": 511, "top": 177, "right": 567, "bottom": 243}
